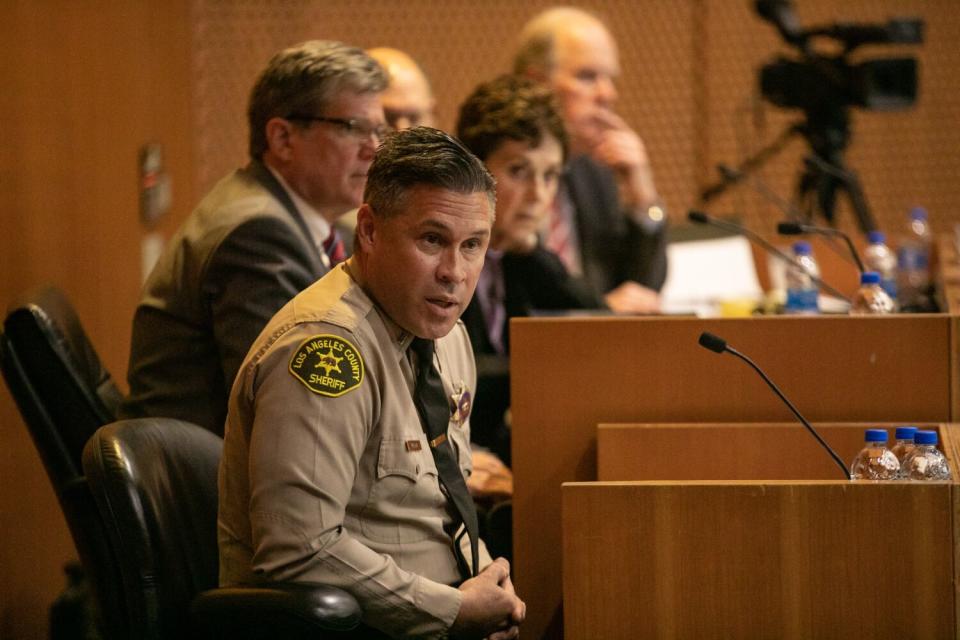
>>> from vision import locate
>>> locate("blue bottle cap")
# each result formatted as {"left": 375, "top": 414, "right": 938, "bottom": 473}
{"left": 895, "top": 426, "right": 918, "bottom": 440}
{"left": 867, "top": 230, "right": 886, "bottom": 244}
{"left": 793, "top": 240, "right": 812, "bottom": 255}
{"left": 860, "top": 271, "right": 881, "bottom": 285}
{"left": 910, "top": 206, "right": 928, "bottom": 221}
{"left": 864, "top": 429, "right": 887, "bottom": 442}
{"left": 914, "top": 430, "right": 938, "bottom": 445}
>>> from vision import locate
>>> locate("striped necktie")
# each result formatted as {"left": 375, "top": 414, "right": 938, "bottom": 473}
{"left": 546, "top": 186, "right": 580, "bottom": 276}
{"left": 322, "top": 228, "right": 346, "bottom": 266}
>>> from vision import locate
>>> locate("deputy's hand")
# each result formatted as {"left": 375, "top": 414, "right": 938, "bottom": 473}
{"left": 604, "top": 281, "right": 661, "bottom": 314}
{"left": 466, "top": 451, "right": 513, "bottom": 501}
{"left": 451, "top": 558, "right": 525, "bottom": 639}
{"left": 589, "top": 109, "right": 660, "bottom": 213}
{"left": 487, "top": 561, "right": 524, "bottom": 639}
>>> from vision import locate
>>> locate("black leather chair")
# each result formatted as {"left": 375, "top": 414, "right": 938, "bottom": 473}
{"left": 83, "top": 417, "right": 362, "bottom": 639}
{"left": 1, "top": 285, "right": 128, "bottom": 637}
{"left": 1, "top": 285, "right": 123, "bottom": 484}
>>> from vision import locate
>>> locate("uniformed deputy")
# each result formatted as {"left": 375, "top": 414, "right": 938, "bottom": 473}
{"left": 218, "top": 127, "right": 525, "bottom": 639}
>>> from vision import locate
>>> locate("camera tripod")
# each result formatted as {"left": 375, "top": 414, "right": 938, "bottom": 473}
{"left": 700, "top": 114, "right": 877, "bottom": 233}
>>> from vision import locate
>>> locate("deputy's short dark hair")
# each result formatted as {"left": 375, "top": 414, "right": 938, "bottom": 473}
{"left": 248, "top": 40, "right": 386, "bottom": 159}
{"left": 456, "top": 74, "right": 568, "bottom": 162}
{"left": 364, "top": 127, "right": 496, "bottom": 218}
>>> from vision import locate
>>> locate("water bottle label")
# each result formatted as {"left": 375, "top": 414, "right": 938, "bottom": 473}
{"left": 785, "top": 288, "right": 818, "bottom": 312}
{"left": 898, "top": 246, "right": 929, "bottom": 270}
{"left": 880, "top": 278, "right": 898, "bottom": 300}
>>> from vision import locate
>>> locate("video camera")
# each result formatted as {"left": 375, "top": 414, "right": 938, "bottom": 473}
{"left": 756, "top": 0, "right": 923, "bottom": 113}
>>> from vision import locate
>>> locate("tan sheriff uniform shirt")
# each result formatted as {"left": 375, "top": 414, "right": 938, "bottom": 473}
{"left": 218, "top": 259, "right": 492, "bottom": 639}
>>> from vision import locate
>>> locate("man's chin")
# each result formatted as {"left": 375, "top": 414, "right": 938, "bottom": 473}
{"left": 416, "top": 311, "right": 463, "bottom": 340}
{"left": 502, "top": 232, "right": 538, "bottom": 254}
{"left": 570, "top": 130, "right": 602, "bottom": 156}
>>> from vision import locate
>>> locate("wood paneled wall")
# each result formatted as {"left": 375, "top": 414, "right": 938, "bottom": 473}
{"left": 0, "top": 2, "right": 193, "bottom": 637}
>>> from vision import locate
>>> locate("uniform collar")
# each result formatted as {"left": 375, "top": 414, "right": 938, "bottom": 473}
{"left": 343, "top": 258, "right": 415, "bottom": 358}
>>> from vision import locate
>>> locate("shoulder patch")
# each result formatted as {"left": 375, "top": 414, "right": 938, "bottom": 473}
{"left": 288, "top": 334, "right": 365, "bottom": 397}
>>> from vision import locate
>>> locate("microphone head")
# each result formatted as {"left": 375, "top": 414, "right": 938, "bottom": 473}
{"left": 698, "top": 332, "right": 728, "bottom": 354}
{"left": 777, "top": 221, "right": 804, "bottom": 235}
{"left": 688, "top": 210, "right": 710, "bottom": 224}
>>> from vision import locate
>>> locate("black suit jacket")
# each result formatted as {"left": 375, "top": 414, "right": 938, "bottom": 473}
{"left": 462, "top": 247, "right": 605, "bottom": 462}
{"left": 122, "top": 161, "right": 328, "bottom": 435}
{"left": 564, "top": 154, "right": 668, "bottom": 295}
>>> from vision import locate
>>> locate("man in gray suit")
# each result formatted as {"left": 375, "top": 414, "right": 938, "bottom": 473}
{"left": 122, "top": 40, "right": 387, "bottom": 435}
{"left": 515, "top": 7, "right": 668, "bottom": 313}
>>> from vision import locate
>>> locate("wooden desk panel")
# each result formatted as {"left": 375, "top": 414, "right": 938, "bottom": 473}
{"left": 597, "top": 423, "right": 939, "bottom": 481}
{"left": 511, "top": 315, "right": 953, "bottom": 639}
{"left": 562, "top": 481, "right": 955, "bottom": 640}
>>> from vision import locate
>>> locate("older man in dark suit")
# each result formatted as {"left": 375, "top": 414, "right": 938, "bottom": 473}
{"left": 121, "top": 40, "right": 387, "bottom": 434}
{"left": 515, "top": 7, "right": 668, "bottom": 313}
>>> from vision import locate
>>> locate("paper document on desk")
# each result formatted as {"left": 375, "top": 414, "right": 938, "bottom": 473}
{"left": 661, "top": 236, "right": 763, "bottom": 315}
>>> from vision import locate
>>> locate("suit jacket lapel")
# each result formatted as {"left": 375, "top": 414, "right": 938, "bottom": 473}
{"left": 562, "top": 155, "right": 596, "bottom": 254}
{"left": 244, "top": 160, "right": 325, "bottom": 265}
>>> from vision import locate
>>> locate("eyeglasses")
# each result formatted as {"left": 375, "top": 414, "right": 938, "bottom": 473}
{"left": 285, "top": 114, "right": 392, "bottom": 143}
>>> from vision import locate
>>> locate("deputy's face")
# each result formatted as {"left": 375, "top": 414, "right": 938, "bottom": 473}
{"left": 485, "top": 133, "right": 563, "bottom": 253}
{"left": 284, "top": 90, "right": 386, "bottom": 216}
{"left": 360, "top": 186, "right": 492, "bottom": 338}
{"left": 549, "top": 22, "right": 620, "bottom": 152}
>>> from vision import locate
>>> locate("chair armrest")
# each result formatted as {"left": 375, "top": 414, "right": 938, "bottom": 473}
{"left": 191, "top": 582, "right": 362, "bottom": 638}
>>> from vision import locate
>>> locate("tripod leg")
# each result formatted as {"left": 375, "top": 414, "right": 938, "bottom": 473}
{"left": 795, "top": 169, "right": 818, "bottom": 225}
{"left": 840, "top": 168, "right": 878, "bottom": 233}
{"left": 816, "top": 171, "right": 840, "bottom": 226}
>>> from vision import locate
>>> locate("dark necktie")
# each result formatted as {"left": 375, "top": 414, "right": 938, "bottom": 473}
{"left": 410, "top": 337, "right": 479, "bottom": 578}
{"left": 322, "top": 228, "right": 346, "bottom": 266}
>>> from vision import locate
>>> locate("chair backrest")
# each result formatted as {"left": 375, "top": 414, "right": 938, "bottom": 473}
{"left": 83, "top": 418, "right": 223, "bottom": 640}
{"left": 1, "top": 285, "right": 128, "bottom": 638}
{"left": 1, "top": 285, "right": 122, "bottom": 486}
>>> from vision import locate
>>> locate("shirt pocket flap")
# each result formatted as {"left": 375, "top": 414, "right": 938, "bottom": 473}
{"left": 377, "top": 437, "right": 437, "bottom": 482}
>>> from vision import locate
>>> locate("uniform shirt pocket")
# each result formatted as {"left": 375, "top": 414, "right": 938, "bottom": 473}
{"left": 359, "top": 436, "right": 445, "bottom": 544}
{"left": 376, "top": 436, "right": 436, "bottom": 481}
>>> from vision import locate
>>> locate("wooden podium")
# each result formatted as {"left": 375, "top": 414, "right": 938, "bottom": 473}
{"left": 510, "top": 315, "right": 956, "bottom": 639}
{"left": 560, "top": 423, "right": 959, "bottom": 638}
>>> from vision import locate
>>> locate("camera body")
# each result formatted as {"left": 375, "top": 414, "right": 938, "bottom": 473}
{"left": 761, "top": 56, "right": 917, "bottom": 113}
{"left": 756, "top": 1, "right": 923, "bottom": 114}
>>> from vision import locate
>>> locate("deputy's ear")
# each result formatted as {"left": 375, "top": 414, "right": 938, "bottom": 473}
{"left": 355, "top": 204, "right": 377, "bottom": 252}
{"left": 264, "top": 117, "right": 296, "bottom": 162}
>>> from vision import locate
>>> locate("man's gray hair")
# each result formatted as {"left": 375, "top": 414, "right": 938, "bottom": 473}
{"left": 248, "top": 40, "right": 387, "bottom": 159}
{"left": 513, "top": 6, "right": 605, "bottom": 76}
{"left": 363, "top": 127, "right": 495, "bottom": 220}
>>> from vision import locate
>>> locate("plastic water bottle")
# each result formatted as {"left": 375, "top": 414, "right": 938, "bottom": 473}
{"left": 849, "top": 272, "right": 895, "bottom": 315}
{"left": 897, "top": 206, "right": 932, "bottom": 309}
{"left": 864, "top": 231, "right": 897, "bottom": 302}
{"left": 890, "top": 426, "right": 918, "bottom": 466}
{"left": 849, "top": 429, "right": 900, "bottom": 480}
{"left": 784, "top": 241, "right": 819, "bottom": 314}
{"left": 900, "top": 430, "right": 951, "bottom": 481}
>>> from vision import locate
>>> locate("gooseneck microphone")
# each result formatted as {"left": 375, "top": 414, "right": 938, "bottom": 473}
{"left": 688, "top": 210, "right": 850, "bottom": 303}
{"left": 777, "top": 221, "right": 866, "bottom": 273}
{"left": 717, "top": 163, "right": 806, "bottom": 221}
{"left": 697, "top": 332, "right": 850, "bottom": 479}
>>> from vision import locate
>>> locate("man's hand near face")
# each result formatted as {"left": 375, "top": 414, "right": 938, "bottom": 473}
{"left": 588, "top": 109, "right": 663, "bottom": 218}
